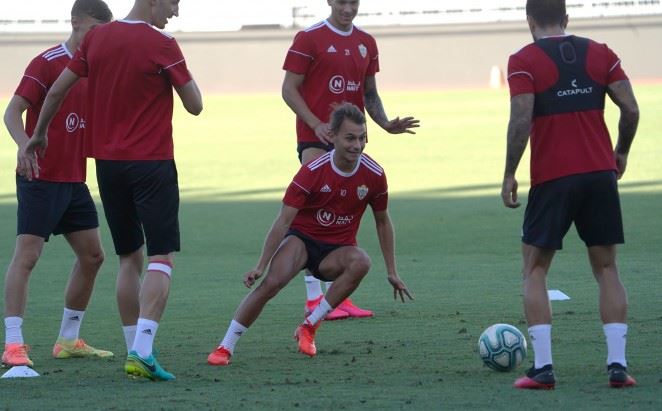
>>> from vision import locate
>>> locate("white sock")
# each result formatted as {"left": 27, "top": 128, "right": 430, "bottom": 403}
{"left": 131, "top": 318, "right": 159, "bottom": 358}
{"left": 528, "top": 324, "right": 553, "bottom": 369}
{"left": 220, "top": 320, "right": 248, "bottom": 354}
{"left": 304, "top": 274, "right": 323, "bottom": 300}
{"left": 4, "top": 316, "right": 24, "bottom": 344}
{"left": 58, "top": 308, "right": 85, "bottom": 341}
{"left": 123, "top": 325, "right": 137, "bottom": 352}
{"left": 603, "top": 323, "right": 628, "bottom": 367}
{"left": 305, "top": 298, "right": 333, "bottom": 326}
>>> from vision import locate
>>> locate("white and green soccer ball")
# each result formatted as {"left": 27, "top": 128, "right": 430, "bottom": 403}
{"left": 478, "top": 323, "right": 527, "bottom": 372}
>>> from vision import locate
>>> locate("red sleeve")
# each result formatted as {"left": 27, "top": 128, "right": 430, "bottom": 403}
{"left": 366, "top": 35, "right": 379, "bottom": 76}
{"left": 282, "top": 166, "right": 312, "bottom": 209}
{"left": 369, "top": 173, "right": 388, "bottom": 212}
{"left": 283, "top": 31, "right": 315, "bottom": 75}
{"left": 158, "top": 38, "right": 192, "bottom": 87}
{"left": 14, "top": 56, "right": 49, "bottom": 107}
{"left": 507, "top": 53, "right": 534, "bottom": 97}
{"left": 603, "top": 45, "right": 628, "bottom": 84}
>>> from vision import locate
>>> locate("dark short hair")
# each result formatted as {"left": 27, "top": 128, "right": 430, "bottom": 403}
{"left": 71, "top": 0, "right": 113, "bottom": 23}
{"left": 330, "top": 103, "right": 366, "bottom": 135}
{"left": 526, "top": 0, "right": 566, "bottom": 27}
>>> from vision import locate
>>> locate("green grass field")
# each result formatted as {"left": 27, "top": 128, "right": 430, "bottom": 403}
{"left": 0, "top": 85, "right": 661, "bottom": 410}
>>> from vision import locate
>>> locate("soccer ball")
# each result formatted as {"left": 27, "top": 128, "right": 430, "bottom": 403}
{"left": 478, "top": 323, "right": 527, "bottom": 372}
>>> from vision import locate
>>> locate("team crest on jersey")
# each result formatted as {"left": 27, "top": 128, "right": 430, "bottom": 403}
{"left": 357, "top": 185, "right": 369, "bottom": 200}
{"left": 358, "top": 44, "right": 367, "bottom": 58}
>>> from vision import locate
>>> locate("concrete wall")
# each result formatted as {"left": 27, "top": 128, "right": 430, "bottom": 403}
{"left": 1, "top": 15, "right": 660, "bottom": 96}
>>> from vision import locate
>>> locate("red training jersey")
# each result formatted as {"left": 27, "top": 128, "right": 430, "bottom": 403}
{"left": 15, "top": 43, "right": 87, "bottom": 182}
{"left": 283, "top": 20, "right": 379, "bottom": 144}
{"left": 507, "top": 35, "right": 628, "bottom": 186}
{"left": 283, "top": 151, "right": 388, "bottom": 245}
{"left": 68, "top": 20, "right": 192, "bottom": 160}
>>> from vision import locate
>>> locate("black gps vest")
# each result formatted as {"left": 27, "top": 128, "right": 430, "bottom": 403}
{"left": 533, "top": 36, "right": 606, "bottom": 117}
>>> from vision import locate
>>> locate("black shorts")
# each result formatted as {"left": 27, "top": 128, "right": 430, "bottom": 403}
{"left": 16, "top": 175, "right": 98, "bottom": 240}
{"left": 297, "top": 142, "right": 333, "bottom": 163}
{"left": 522, "top": 170, "right": 624, "bottom": 250}
{"left": 286, "top": 229, "right": 345, "bottom": 281}
{"left": 95, "top": 160, "right": 180, "bottom": 256}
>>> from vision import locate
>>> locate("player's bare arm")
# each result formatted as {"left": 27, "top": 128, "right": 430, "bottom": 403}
{"left": 3, "top": 95, "right": 33, "bottom": 179}
{"left": 244, "top": 204, "right": 299, "bottom": 288}
{"left": 502, "top": 93, "right": 534, "bottom": 208}
{"left": 373, "top": 209, "right": 413, "bottom": 302}
{"left": 607, "top": 80, "right": 639, "bottom": 179}
{"left": 174, "top": 78, "right": 203, "bottom": 115}
{"left": 282, "top": 70, "right": 332, "bottom": 144}
{"left": 363, "top": 76, "right": 420, "bottom": 135}
{"left": 24, "top": 68, "right": 81, "bottom": 179}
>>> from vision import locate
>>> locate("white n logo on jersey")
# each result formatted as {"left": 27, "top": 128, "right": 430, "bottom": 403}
{"left": 65, "top": 113, "right": 80, "bottom": 133}
{"left": 316, "top": 209, "right": 336, "bottom": 227}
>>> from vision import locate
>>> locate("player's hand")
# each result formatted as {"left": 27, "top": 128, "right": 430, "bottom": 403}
{"left": 501, "top": 175, "right": 520, "bottom": 208}
{"left": 243, "top": 269, "right": 263, "bottom": 288}
{"left": 17, "top": 135, "right": 47, "bottom": 180}
{"left": 383, "top": 116, "right": 420, "bottom": 135}
{"left": 387, "top": 274, "right": 414, "bottom": 303}
{"left": 614, "top": 151, "right": 628, "bottom": 179}
{"left": 313, "top": 122, "right": 332, "bottom": 144}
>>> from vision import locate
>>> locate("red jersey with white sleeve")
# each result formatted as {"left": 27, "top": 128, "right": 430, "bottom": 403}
{"left": 68, "top": 20, "right": 192, "bottom": 160}
{"left": 283, "top": 151, "right": 388, "bottom": 245}
{"left": 283, "top": 20, "right": 379, "bottom": 144}
{"left": 15, "top": 43, "right": 87, "bottom": 182}
{"left": 507, "top": 35, "right": 628, "bottom": 186}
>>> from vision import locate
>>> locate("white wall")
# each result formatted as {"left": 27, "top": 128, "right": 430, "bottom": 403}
{"left": 1, "top": 0, "right": 661, "bottom": 33}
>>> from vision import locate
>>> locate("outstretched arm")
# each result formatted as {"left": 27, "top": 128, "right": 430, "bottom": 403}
{"left": 501, "top": 93, "right": 534, "bottom": 208}
{"left": 282, "top": 70, "right": 332, "bottom": 144}
{"left": 174, "top": 78, "right": 203, "bottom": 115}
{"left": 607, "top": 80, "right": 639, "bottom": 179}
{"left": 363, "top": 76, "right": 419, "bottom": 135}
{"left": 243, "top": 204, "right": 299, "bottom": 288}
{"left": 373, "top": 209, "right": 413, "bottom": 302}
{"left": 23, "top": 68, "right": 80, "bottom": 179}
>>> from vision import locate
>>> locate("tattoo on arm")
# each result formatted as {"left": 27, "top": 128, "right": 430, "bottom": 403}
{"left": 364, "top": 77, "right": 388, "bottom": 127}
{"left": 504, "top": 94, "right": 534, "bottom": 176}
{"left": 608, "top": 81, "right": 639, "bottom": 154}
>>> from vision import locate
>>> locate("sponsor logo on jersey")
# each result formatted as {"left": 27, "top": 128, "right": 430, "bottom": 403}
{"left": 346, "top": 81, "right": 360, "bottom": 92}
{"left": 336, "top": 215, "right": 354, "bottom": 225}
{"left": 65, "top": 113, "right": 81, "bottom": 133}
{"left": 317, "top": 209, "right": 336, "bottom": 227}
{"left": 357, "top": 185, "right": 369, "bottom": 200}
{"left": 327, "top": 45, "right": 337, "bottom": 53}
{"left": 557, "top": 78, "right": 593, "bottom": 97}
{"left": 358, "top": 44, "right": 367, "bottom": 58}
{"left": 321, "top": 184, "right": 332, "bottom": 193}
{"left": 329, "top": 75, "right": 345, "bottom": 94}
{"left": 344, "top": 49, "right": 351, "bottom": 56}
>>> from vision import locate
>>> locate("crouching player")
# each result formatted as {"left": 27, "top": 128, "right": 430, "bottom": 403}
{"left": 208, "top": 103, "right": 413, "bottom": 365}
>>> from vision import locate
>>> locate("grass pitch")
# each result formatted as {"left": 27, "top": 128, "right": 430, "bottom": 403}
{"left": 0, "top": 85, "right": 661, "bottom": 410}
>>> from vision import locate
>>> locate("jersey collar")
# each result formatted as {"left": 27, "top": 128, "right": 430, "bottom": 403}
{"left": 324, "top": 19, "right": 354, "bottom": 37}
{"left": 330, "top": 150, "right": 361, "bottom": 177}
{"left": 60, "top": 42, "right": 73, "bottom": 58}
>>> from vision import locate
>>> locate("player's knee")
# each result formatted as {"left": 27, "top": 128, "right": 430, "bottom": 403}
{"left": 82, "top": 248, "right": 105, "bottom": 271}
{"left": 257, "top": 275, "right": 287, "bottom": 299}
{"left": 13, "top": 248, "right": 42, "bottom": 272}
{"left": 348, "top": 250, "right": 371, "bottom": 279}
